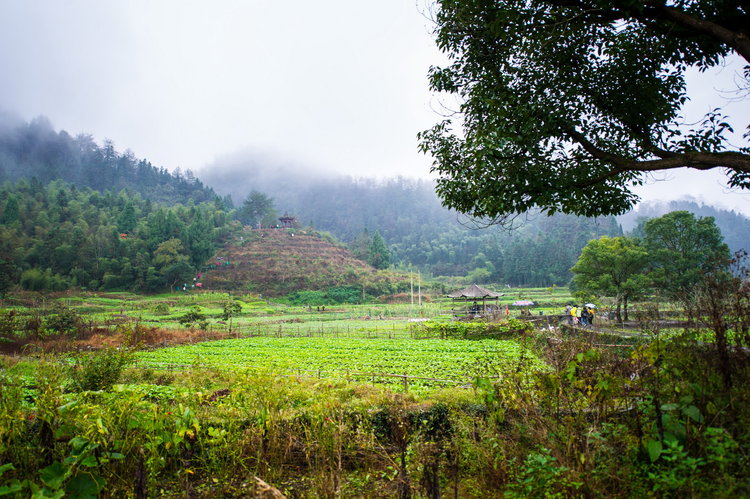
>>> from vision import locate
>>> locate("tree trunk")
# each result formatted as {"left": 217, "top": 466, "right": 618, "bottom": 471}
{"left": 615, "top": 297, "right": 622, "bottom": 323}
{"left": 715, "top": 323, "right": 733, "bottom": 389}
{"left": 624, "top": 296, "right": 629, "bottom": 322}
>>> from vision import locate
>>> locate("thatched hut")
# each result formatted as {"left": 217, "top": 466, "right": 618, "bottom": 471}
{"left": 447, "top": 284, "right": 503, "bottom": 315}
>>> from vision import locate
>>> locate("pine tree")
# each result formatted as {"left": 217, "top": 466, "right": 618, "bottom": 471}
{"left": 368, "top": 231, "right": 390, "bottom": 270}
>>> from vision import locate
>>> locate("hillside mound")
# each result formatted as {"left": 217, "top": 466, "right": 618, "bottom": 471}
{"left": 200, "top": 228, "right": 401, "bottom": 296}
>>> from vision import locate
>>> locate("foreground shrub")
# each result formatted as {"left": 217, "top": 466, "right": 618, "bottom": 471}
{"left": 1, "top": 321, "right": 748, "bottom": 497}
{"left": 68, "top": 348, "right": 134, "bottom": 391}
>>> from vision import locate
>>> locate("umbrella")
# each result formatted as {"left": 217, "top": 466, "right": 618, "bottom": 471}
{"left": 584, "top": 303, "right": 597, "bottom": 308}
{"left": 512, "top": 300, "right": 535, "bottom": 306}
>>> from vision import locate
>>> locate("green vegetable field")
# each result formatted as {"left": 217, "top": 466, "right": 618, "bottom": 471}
{"left": 136, "top": 336, "right": 543, "bottom": 391}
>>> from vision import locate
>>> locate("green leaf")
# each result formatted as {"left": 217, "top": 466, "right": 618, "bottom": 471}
{"left": 682, "top": 405, "right": 704, "bottom": 423}
{"left": 663, "top": 431, "right": 678, "bottom": 444}
{"left": 69, "top": 436, "right": 89, "bottom": 452}
{"left": 31, "top": 488, "right": 65, "bottom": 499}
{"left": 0, "top": 479, "right": 25, "bottom": 496}
{"left": 65, "top": 474, "right": 102, "bottom": 499}
{"left": 58, "top": 400, "right": 79, "bottom": 413}
{"left": 39, "top": 462, "right": 68, "bottom": 489}
{"left": 647, "top": 439, "right": 662, "bottom": 462}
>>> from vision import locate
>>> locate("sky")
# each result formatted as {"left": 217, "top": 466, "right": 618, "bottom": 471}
{"left": 0, "top": 1, "right": 748, "bottom": 215}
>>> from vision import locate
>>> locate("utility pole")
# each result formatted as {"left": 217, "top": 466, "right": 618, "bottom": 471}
{"left": 418, "top": 271, "right": 422, "bottom": 306}
{"left": 410, "top": 271, "right": 414, "bottom": 307}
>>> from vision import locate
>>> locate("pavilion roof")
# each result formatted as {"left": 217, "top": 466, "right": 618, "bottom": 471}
{"left": 447, "top": 284, "right": 503, "bottom": 299}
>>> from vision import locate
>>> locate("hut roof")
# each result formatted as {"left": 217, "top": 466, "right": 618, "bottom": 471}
{"left": 447, "top": 284, "right": 502, "bottom": 299}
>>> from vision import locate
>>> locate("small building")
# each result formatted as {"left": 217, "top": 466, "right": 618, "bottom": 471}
{"left": 447, "top": 284, "right": 503, "bottom": 316}
{"left": 278, "top": 214, "right": 296, "bottom": 228}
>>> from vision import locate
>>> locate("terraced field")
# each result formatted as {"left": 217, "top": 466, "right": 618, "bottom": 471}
{"left": 200, "top": 228, "right": 407, "bottom": 295}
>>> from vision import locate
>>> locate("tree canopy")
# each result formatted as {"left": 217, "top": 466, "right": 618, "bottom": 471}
{"left": 571, "top": 211, "right": 730, "bottom": 318}
{"left": 642, "top": 210, "right": 730, "bottom": 302}
{"left": 0, "top": 180, "right": 235, "bottom": 293}
{"left": 239, "top": 191, "right": 277, "bottom": 228}
{"left": 420, "top": 0, "right": 750, "bottom": 220}
{"left": 571, "top": 236, "right": 650, "bottom": 320}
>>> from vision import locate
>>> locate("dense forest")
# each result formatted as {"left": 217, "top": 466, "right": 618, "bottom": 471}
{"left": 3, "top": 116, "right": 750, "bottom": 293}
{"left": 203, "top": 157, "right": 750, "bottom": 286}
{"left": 0, "top": 113, "right": 222, "bottom": 205}
{"left": 0, "top": 179, "right": 235, "bottom": 294}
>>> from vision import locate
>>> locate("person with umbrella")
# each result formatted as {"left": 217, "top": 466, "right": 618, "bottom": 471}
{"left": 585, "top": 304, "right": 597, "bottom": 327}
{"left": 581, "top": 305, "right": 590, "bottom": 326}
{"left": 512, "top": 300, "right": 534, "bottom": 316}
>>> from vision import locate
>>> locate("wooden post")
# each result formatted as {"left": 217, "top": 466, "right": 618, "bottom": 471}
{"left": 418, "top": 272, "right": 421, "bottom": 306}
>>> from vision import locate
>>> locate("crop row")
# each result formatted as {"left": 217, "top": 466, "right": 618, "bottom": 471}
{"left": 136, "top": 336, "right": 543, "bottom": 389}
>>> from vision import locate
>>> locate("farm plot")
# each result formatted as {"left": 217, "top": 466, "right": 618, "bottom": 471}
{"left": 136, "top": 336, "right": 543, "bottom": 391}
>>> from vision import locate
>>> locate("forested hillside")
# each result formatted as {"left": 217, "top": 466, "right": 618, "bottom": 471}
{"left": 0, "top": 114, "right": 220, "bottom": 205}
{"left": 3, "top": 116, "right": 749, "bottom": 292}
{"left": 203, "top": 159, "right": 750, "bottom": 286}
{"left": 0, "top": 180, "right": 236, "bottom": 294}
{"left": 202, "top": 164, "right": 625, "bottom": 286}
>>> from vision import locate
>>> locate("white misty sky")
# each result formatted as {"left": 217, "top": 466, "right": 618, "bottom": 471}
{"left": 0, "top": 1, "right": 748, "bottom": 214}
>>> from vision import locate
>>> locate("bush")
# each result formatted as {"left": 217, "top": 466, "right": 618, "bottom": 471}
{"left": 43, "top": 305, "right": 83, "bottom": 338}
{"left": 69, "top": 348, "right": 134, "bottom": 391}
{"left": 286, "top": 290, "right": 327, "bottom": 306}
{"left": 19, "top": 268, "right": 69, "bottom": 291}
{"left": 414, "top": 318, "right": 533, "bottom": 339}
{"left": 286, "top": 286, "right": 363, "bottom": 305}
{"left": 325, "top": 286, "right": 362, "bottom": 304}
{"left": 19, "top": 268, "right": 48, "bottom": 291}
{"left": 0, "top": 309, "right": 18, "bottom": 342}
{"left": 153, "top": 303, "right": 170, "bottom": 315}
{"left": 179, "top": 306, "right": 208, "bottom": 330}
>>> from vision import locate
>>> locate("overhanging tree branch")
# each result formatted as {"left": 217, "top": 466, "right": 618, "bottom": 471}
{"left": 564, "top": 127, "right": 750, "bottom": 187}
{"left": 546, "top": 0, "right": 750, "bottom": 63}
{"left": 645, "top": 1, "right": 750, "bottom": 62}
{"left": 423, "top": 0, "right": 750, "bottom": 218}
